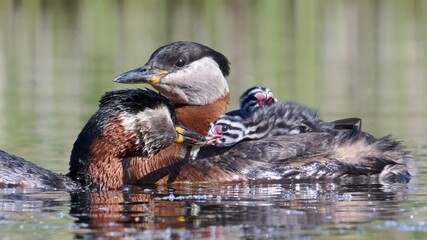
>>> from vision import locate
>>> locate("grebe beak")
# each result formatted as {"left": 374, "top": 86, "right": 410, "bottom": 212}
{"left": 113, "top": 65, "right": 168, "bottom": 84}
{"left": 175, "top": 126, "right": 207, "bottom": 145}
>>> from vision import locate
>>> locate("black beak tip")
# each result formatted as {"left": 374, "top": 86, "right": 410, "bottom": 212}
{"left": 112, "top": 72, "right": 139, "bottom": 84}
{"left": 112, "top": 66, "right": 155, "bottom": 84}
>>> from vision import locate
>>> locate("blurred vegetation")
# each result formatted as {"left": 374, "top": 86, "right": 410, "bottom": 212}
{"left": 0, "top": 0, "right": 426, "bottom": 172}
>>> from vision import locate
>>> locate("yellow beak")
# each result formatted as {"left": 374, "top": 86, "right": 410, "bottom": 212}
{"left": 175, "top": 126, "right": 206, "bottom": 145}
{"left": 113, "top": 65, "right": 169, "bottom": 84}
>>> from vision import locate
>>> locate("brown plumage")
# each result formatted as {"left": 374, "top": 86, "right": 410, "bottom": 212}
{"left": 113, "top": 41, "right": 412, "bottom": 186}
{"left": 175, "top": 94, "right": 230, "bottom": 135}
{"left": 114, "top": 127, "right": 411, "bottom": 185}
{"left": 68, "top": 88, "right": 206, "bottom": 190}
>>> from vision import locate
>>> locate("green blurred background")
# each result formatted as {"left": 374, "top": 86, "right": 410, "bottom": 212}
{"left": 0, "top": 0, "right": 426, "bottom": 173}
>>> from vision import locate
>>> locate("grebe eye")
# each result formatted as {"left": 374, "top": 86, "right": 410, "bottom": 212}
{"left": 175, "top": 59, "right": 186, "bottom": 67}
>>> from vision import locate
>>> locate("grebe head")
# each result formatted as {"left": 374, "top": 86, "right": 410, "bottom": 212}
{"left": 239, "top": 86, "right": 277, "bottom": 117}
{"left": 207, "top": 115, "right": 247, "bottom": 146}
{"left": 113, "top": 41, "right": 230, "bottom": 106}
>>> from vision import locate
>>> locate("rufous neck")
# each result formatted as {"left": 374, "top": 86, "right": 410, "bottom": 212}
{"left": 175, "top": 92, "right": 230, "bottom": 135}
{"left": 122, "top": 143, "right": 188, "bottom": 184}
{"left": 83, "top": 116, "right": 139, "bottom": 190}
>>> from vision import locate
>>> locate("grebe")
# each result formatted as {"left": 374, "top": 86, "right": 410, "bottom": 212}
{"left": 226, "top": 86, "right": 277, "bottom": 118}
{"left": 0, "top": 88, "right": 205, "bottom": 190}
{"left": 207, "top": 87, "right": 361, "bottom": 146}
{"left": 239, "top": 86, "right": 276, "bottom": 117}
{"left": 207, "top": 101, "right": 334, "bottom": 146}
{"left": 113, "top": 41, "right": 412, "bottom": 184}
{"left": 226, "top": 85, "right": 360, "bottom": 131}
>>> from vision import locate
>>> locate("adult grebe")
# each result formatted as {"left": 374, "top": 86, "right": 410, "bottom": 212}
{"left": 113, "top": 41, "right": 412, "bottom": 184}
{"left": 0, "top": 89, "right": 205, "bottom": 190}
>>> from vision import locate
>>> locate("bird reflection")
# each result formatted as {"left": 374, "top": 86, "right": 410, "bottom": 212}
{"left": 68, "top": 181, "right": 410, "bottom": 239}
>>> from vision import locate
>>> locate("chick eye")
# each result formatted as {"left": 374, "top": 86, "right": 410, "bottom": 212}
{"left": 221, "top": 125, "right": 229, "bottom": 132}
{"left": 175, "top": 58, "right": 186, "bottom": 67}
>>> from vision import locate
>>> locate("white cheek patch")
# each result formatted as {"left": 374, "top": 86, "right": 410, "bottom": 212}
{"left": 160, "top": 57, "right": 229, "bottom": 105}
{"left": 120, "top": 105, "right": 174, "bottom": 148}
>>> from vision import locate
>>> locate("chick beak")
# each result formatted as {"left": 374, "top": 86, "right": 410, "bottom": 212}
{"left": 269, "top": 97, "right": 278, "bottom": 104}
{"left": 113, "top": 65, "right": 168, "bottom": 84}
{"left": 205, "top": 135, "right": 221, "bottom": 145}
{"left": 175, "top": 126, "right": 206, "bottom": 145}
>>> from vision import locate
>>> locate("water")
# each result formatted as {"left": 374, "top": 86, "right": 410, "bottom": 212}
{"left": 0, "top": 0, "right": 427, "bottom": 239}
{"left": 1, "top": 177, "right": 426, "bottom": 239}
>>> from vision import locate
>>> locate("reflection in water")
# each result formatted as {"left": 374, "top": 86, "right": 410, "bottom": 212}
{"left": 68, "top": 182, "right": 410, "bottom": 239}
